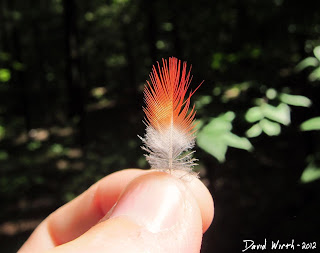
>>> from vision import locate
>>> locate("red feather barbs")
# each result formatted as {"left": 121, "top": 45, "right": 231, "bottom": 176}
{"left": 143, "top": 57, "right": 201, "bottom": 135}
{"left": 140, "top": 57, "right": 202, "bottom": 173}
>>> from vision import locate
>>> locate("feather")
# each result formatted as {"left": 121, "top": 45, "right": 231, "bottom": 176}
{"left": 140, "top": 57, "right": 202, "bottom": 173}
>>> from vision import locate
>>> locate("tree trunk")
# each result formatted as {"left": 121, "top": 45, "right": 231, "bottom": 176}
{"left": 63, "top": 0, "right": 86, "bottom": 145}
{"left": 7, "top": 0, "right": 31, "bottom": 130}
{"left": 144, "top": 0, "right": 157, "bottom": 63}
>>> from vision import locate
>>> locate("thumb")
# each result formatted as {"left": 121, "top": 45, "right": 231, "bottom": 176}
{"left": 49, "top": 172, "right": 206, "bottom": 253}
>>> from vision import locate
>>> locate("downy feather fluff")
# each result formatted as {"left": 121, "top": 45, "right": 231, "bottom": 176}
{"left": 140, "top": 57, "right": 202, "bottom": 173}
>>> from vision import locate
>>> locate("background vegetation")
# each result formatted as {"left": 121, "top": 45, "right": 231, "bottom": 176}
{"left": 1, "top": 0, "right": 320, "bottom": 252}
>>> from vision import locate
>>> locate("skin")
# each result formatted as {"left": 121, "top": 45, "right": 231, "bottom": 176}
{"left": 19, "top": 169, "right": 214, "bottom": 253}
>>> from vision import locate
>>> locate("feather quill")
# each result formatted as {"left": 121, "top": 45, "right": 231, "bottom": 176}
{"left": 140, "top": 57, "right": 202, "bottom": 173}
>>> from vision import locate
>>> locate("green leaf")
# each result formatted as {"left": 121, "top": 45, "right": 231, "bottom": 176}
{"left": 279, "top": 93, "right": 312, "bottom": 107}
{"left": 84, "top": 12, "right": 95, "bottom": 21}
{"left": 197, "top": 132, "right": 228, "bottom": 162}
{"left": 300, "top": 162, "right": 320, "bottom": 183}
{"left": 224, "top": 132, "right": 252, "bottom": 151}
{"left": 295, "top": 57, "right": 318, "bottom": 71}
{"left": 246, "top": 123, "right": 262, "bottom": 138}
{"left": 245, "top": 107, "right": 264, "bottom": 123}
{"left": 0, "top": 125, "right": 5, "bottom": 140}
{"left": 0, "top": 52, "right": 10, "bottom": 61}
{"left": 50, "top": 143, "right": 64, "bottom": 154}
{"left": 262, "top": 103, "right": 290, "bottom": 125}
{"left": 0, "top": 69, "right": 11, "bottom": 82}
{"left": 195, "top": 95, "right": 212, "bottom": 109}
{"left": 113, "top": 0, "right": 130, "bottom": 5}
{"left": 220, "top": 111, "right": 235, "bottom": 122}
{"left": 314, "top": 46, "right": 320, "bottom": 61}
{"left": 266, "top": 88, "right": 277, "bottom": 100}
{"left": 0, "top": 150, "right": 8, "bottom": 160}
{"left": 308, "top": 67, "right": 320, "bottom": 81}
{"left": 201, "top": 112, "right": 234, "bottom": 133}
{"left": 259, "top": 119, "right": 281, "bottom": 136}
{"left": 197, "top": 112, "right": 234, "bottom": 162}
{"left": 197, "top": 111, "right": 251, "bottom": 162}
{"left": 12, "top": 61, "right": 24, "bottom": 71}
{"left": 300, "top": 117, "right": 320, "bottom": 131}
{"left": 27, "top": 141, "right": 41, "bottom": 151}
{"left": 211, "top": 53, "right": 223, "bottom": 70}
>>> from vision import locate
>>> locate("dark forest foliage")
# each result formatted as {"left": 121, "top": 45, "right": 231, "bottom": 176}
{"left": 1, "top": 0, "right": 320, "bottom": 252}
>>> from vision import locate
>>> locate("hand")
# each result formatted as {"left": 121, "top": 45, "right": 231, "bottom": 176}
{"left": 19, "top": 169, "right": 214, "bottom": 253}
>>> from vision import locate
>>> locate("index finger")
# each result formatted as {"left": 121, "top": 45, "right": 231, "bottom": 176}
{"left": 19, "top": 169, "right": 146, "bottom": 252}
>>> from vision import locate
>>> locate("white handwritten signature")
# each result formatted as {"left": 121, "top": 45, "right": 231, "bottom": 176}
{"left": 242, "top": 239, "right": 317, "bottom": 252}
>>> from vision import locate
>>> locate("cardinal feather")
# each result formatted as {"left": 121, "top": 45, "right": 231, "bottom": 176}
{"left": 140, "top": 57, "right": 202, "bottom": 173}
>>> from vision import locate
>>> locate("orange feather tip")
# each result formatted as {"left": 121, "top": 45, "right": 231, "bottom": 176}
{"left": 143, "top": 57, "right": 201, "bottom": 135}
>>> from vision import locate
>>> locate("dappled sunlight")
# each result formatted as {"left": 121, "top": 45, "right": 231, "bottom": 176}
{"left": 223, "top": 87, "right": 240, "bottom": 100}
{"left": 0, "top": 220, "right": 42, "bottom": 236}
{"left": 56, "top": 159, "right": 69, "bottom": 170}
{"left": 55, "top": 158, "right": 85, "bottom": 171}
{"left": 66, "top": 148, "right": 83, "bottom": 158}
{"left": 1, "top": 0, "right": 320, "bottom": 252}
{"left": 28, "top": 129, "right": 50, "bottom": 141}
{"left": 90, "top": 87, "right": 108, "bottom": 99}
{"left": 86, "top": 98, "right": 115, "bottom": 111}
{"left": 50, "top": 126, "right": 74, "bottom": 137}
{"left": 13, "top": 132, "right": 28, "bottom": 145}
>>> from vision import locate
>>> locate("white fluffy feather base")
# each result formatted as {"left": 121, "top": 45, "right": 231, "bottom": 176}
{"left": 139, "top": 126, "right": 197, "bottom": 173}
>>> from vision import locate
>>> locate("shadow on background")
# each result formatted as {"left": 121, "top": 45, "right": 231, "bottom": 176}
{"left": 1, "top": 0, "right": 320, "bottom": 252}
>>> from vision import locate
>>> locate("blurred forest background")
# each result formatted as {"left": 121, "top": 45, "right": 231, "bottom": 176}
{"left": 1, "top": 0, "right": 320, "bottom": 252}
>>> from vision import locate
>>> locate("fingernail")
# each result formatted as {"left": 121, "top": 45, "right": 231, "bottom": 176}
{"left": 109, "top": 174, "right": 184, "bottom": 233}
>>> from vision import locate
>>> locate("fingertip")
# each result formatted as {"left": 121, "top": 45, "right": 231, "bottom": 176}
{"left": 183, "top": 175, "right": 214, "bottom": 232}
{"left": 129, "top": 170, "right": 214, "bottom": 233}
{"left": 109, "top": 172, "right": 187, "bottom": 233}
{"left": 146, "top": 170, "right": 214, "bottom": 233}
{"left": 94, "top": 168, "right": 146, "bottom": 213}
